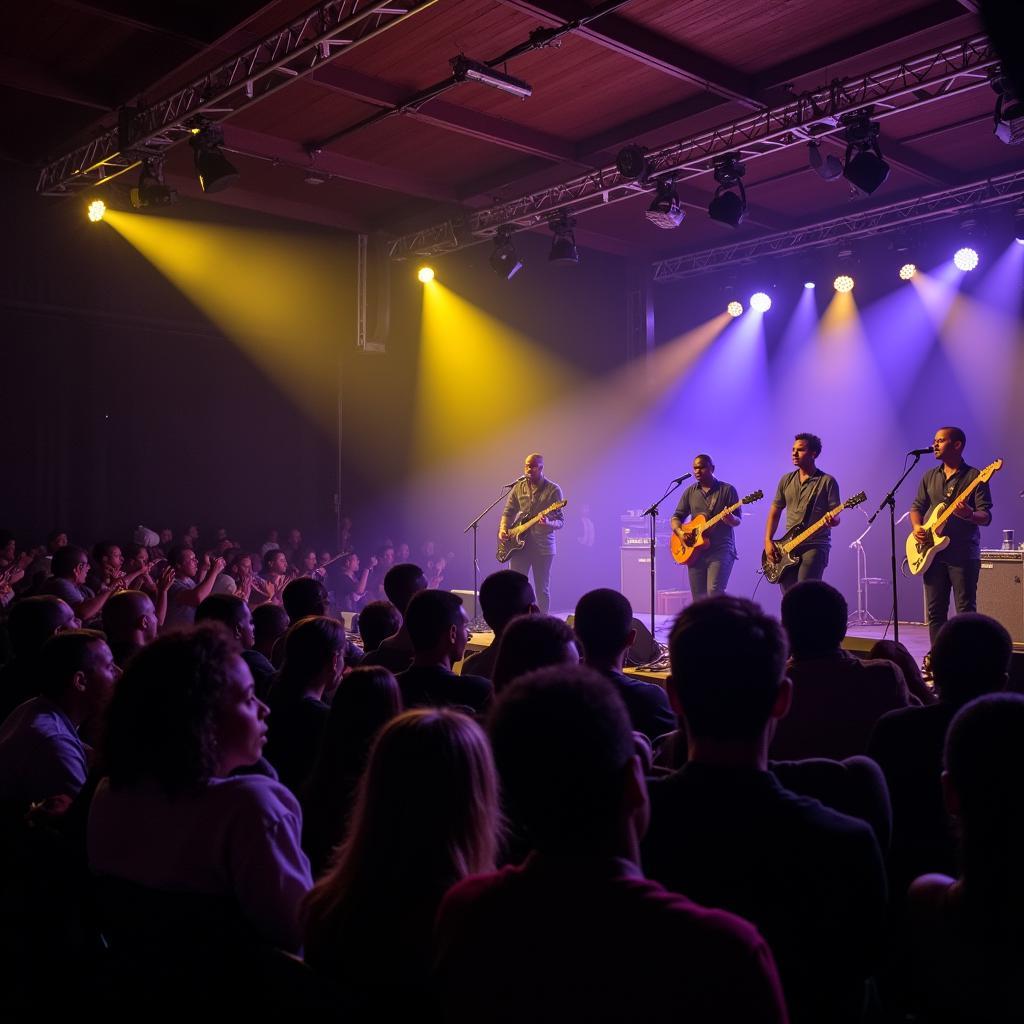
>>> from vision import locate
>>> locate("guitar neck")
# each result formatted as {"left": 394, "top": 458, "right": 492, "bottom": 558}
{"left": 783, "top": 505, "right": 840, "bottom": 553}
{"left": 512, "top": 512, "right": 544, "bottom": 537}
{"left": 932, "top": 473, "right": 986, "bottom": 531}
{"left": 701, "top": 499, "right": 742, "bottom": 532}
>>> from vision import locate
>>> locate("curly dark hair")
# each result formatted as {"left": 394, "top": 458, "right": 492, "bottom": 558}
{"left": 100, "top": 623, "right": 242, "bottom": 796}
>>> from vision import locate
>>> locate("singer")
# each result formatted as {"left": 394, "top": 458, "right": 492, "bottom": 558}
{"left": 498, "top": 453, "right": 564, "bottom": 613}
{"left": 670, "top": 455, "right": 741, "bottom": 597}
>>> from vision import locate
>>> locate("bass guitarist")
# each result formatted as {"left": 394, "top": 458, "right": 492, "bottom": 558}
{"left": 764, "top": 433, "right": 841, "bottom": 592}
{"left": 499, "top": 452, "right": 564, "bottom": 613}
{"left": 670, "top": 454, "right": 741, "bottom": 597}
{"left": 910, "top": 426, "right": 993, "bottom": 646}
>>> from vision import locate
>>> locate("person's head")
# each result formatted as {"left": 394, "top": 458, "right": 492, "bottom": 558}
{"left": 382, "top": 563, "right": 428, "bottom": 613}
{"left": 931, "top": 613, "right": 1012, "bottom": 706}
{"left": 377, "top": 545, "right": 395, "bottom": 568}
{"left": 102, "top": 624, "right": 267, "bottom": 793}
{"left": 158, "top": 528, "right": 173, "bottom": 546}
{"left": 51, "top": 544, "right": 91, "bottom": 586}
{"left": 252, "top": 602, "right": 290, "bottom": 657}
{"left": 341, "top": 552, "right": 360, "bottom": 574}
{"left": 573, "top": 588, "right": 635, "bottom": 667}
{"left": 524, "top": 451, "right": 545, "bottom": 485}
{"left": 792, "top": 432, "right": 822, "bottom": 471}
{"left": 263, "top": 549, "right": 288, "bottom": 576}
{"left": 92, "top": 541, "right": 123, "bottom": 573}
{"left": 490, "top": 665, "right": 645, "bottom": 856}
{"left": 404, "top": 589, "right": 469, "bottom": 663}
{"left": 184, "top": 525, "right": 199, "bottom": 543}
{"left": 780, "top": 580, "right": 847, "bottom": 659}
{"left": 395, "top": 542, "right": 410, "bottom": 562}
{"left": 277, "top": 615, "right": 346, "bottom": 700}
{"left": 228, "top": 552, "right": 254, "bottom": 582}
{"left": 286, "top": 528, "right": 302, "bottom": 549}
{"left": 303, "top": 708, "right": 498, "bottom": 940}
{"left": 933, "top": 425, "right": 966, "bottom": 462}
{"left": 196, "top": 594, "right": 255, "bottom": 650}
{"left": 869, "top": 640, "right": 926, "bottom": 695}
{"left": 264, "top": 528, "right": 279, "bottom": 543}
{"left": 168, "top": 545, "right": 199, "bottom": 580}
{"left": 478, "top": 569, "right": 536, "bottom": 636}
{"left": 39, "top": 629, "right": 119, "bottom": 724}
{"left": 282, "top": 577, "right": 330, "bottom": 622}
{"left": 123, "top": 543, "right": 149, "bottom": 573}
{"left": 357, "top": 600, "right": 402, "bottom": 653}
{"left": 102, "top": 590, "right": 158, "bottom": 650}
{"left": 491, "top": 614, "right": 580, "bottom": 694}
{"left": 7, "top": 595, "right": 78, "bottom": 658}
{"left": 692, "top": 454, "right": 715, "bottom": 485}
{"left": 300, "top": 548, "right": 319, "bottom": 572}
{"left": 668, "top": 596, "right": 789, "bottom": 744}
{"left": 47, "top": 530, "right": 69, "bottom": 553}
{"left": 0, "top": 532, "right": 15, "bottom": 563}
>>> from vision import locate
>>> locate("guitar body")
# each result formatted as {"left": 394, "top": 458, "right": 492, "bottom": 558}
{"left": 670, "top": 515, "right": 710, "bottom": 565}
{"left": 495, "top": 499, "right": 568, "bottom": 564}
{"left": 496, "top": 534, "right": 526, "bottom": 564}
{"left": 905, "top": 504, "right": 951, "bottom": 576}
{"left": 760, "top": 528, "right": 802, "bottom": 585}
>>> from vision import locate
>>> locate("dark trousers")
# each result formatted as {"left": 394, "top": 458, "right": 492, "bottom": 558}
{"left": 509, "top": 547, "right": 554, "bottom": 614}
{"left": 923, "top": 557, "right": 980, "bottom": 646}
{"left": 687, "top": 552, "right": 736, "bottom": 599}
{"left": 779, "top": 546, "right": 830, "bottom": 594}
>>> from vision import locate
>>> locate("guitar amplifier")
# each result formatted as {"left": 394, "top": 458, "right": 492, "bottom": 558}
{"left": 978, "top": 550, "right": 1024, "bottom": 645}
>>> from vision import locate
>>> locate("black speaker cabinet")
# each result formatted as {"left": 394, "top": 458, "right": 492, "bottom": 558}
{"left": 620, "top": 546, "right": 674, "bottom": 614}
{"left": 978, "top": 551, "right": 1024, "bottom": 645}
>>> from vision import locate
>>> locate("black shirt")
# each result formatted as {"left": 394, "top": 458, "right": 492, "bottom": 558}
{"left": 772, "top": 469, "right": 840, "bottom": 551}
{"left": 911, "top": 461, "right": 993, "bottom": 563}
{"left": 397, "top": 664, "right": 492, "bottom": 716}
{"left": 672, "top": 480, "right": 740, "bottom": 557}
{"left": 601, "top": 668, "right": 677, "bottom": 744}
{"left": 501, "top": 478, "right": 565, "bottom": 555}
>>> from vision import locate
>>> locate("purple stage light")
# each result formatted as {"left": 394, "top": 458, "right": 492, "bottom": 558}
{"left": 803, "top": 281, "right": 815, "bottom": 289}
{"left": 953, "top": 247, "right": 979, "bottom": 272}
{"left": 750, "top": 292, "right": 772, "bottom": 313}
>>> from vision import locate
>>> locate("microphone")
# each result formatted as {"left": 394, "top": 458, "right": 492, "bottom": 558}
{"left": 672, "top": 473, "right": 693, "bottom": 485}
{"left": 908, "top": 447, "right": 934, "bottom": 456}
{"left": 504, "top": 475, "right": 525, "bottom": 487}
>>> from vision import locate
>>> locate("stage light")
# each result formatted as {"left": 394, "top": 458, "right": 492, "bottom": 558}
{"left": 750, "top": 291, "right": 772, "bottom": 313}
{"left": 646, "top": 177, "right": 685, "bottom": 230}
{"left": 189, "top": 120, "right": 239, "bottom": 193}
{"left": 489, "top": 227, "right": 523, "bottom": 280}
{"left": 616, "top": 144, "right": 651, "bottom": 182}
{"left": 899, "top": 263, "right": 916, "bottom": 280}
{"left": 953, "top": 247, "right": 979, "bottom": 272}
{"left": 1014, "top": 206, "right": 1024, "bottom": 244}
{"left": 708, "top": 155, "right": 747, "bottom": 228}
{"left": 548, "top": 213, "right": 579, "bottom": 265}
{"left": 840, "top": 110, "right": 890, "bottom": 195}
{"left": 833, "top": 275, "right": 854, "bottom": 293}
{"left": 87, "top": 199, "right": 106, "bottom": 222}
{"left": 804, "top": 281, "right": 816, "bottom": 289}
{"left": 727, "top": 301, "right": 743, "bottom": 318}
{"left": 807, "top": 141, "right": 843, "bottom": 181}
{"left": 991, "top": 70, "right": 1024, "bottom": 146}
{"left": 417, "top": 266, "right": 435, "bottom": 283}
{"left": 130, "top": 159, "right": 177, "bottom": 210}
{"left": 451, "top": 55, "right": 532, "bottom": 99}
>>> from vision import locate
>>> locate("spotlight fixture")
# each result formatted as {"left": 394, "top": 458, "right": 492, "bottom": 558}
{"left": 953, "top": 247, "right": 979, "bottom": 272}
{"left": 749, "top": 291, "right": 772, "bottom": 313}
{"left": 899, "top": 263, "right": 916, "bottom": 281}
{"left": 451, "top": 55, "right": 532, "bottom": 99}
{"left": 1014, "top": 205, "right": 1024, "bottom": 244}
{"left": 833, "top": 275, "right": 855, "bottom": 293}
{"left": 548, "top": 214, "right": 579, "bottom": 265}
{"left": 991, "top": 71, "right": 1024, "bottom": 146}
{"left": 489, "top": 227, "right": 523, "bottom": 280}
{"left": 727, "top": 301, "right": 743, "bottom": 318}
{"left": 616, "top": 144, "right": 652, "bottom": 182}
{"left": 417, "top": 266, "right": 435, "bottom": 283}
{"left": 804, "top": 281, "right": 816, "bottom": 290}
{"left": 807, "top": 141, "right": 843, "bottom": 182}
{"left": 708, "top": 155, "right": 747, "bottom": 228}
{"left": 189, "top": 120, "right": 239, "bottom": 193}
{"left": 87, "top": 199, "right": 106, "bottom": 222}
{"left": 130, "top": 159, "right": 177, "bottom": 209}
{"left": 840, "top": 109, "right": 890, "bottom": 196}
{"left": 646, "top": 177, "right": 685, "bottom": 230}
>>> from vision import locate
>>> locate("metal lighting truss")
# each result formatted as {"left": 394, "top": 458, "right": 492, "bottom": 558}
{"left": 386, "top": 33, "right": 997, "bottom": 259}
{"left": 36, "top": 0, "right": 437, "bottom": 196}
{"left": 650, "top": 169, "right": 1024, "bottom": 281}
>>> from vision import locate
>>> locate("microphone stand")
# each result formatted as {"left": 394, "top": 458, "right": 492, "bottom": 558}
{"left": 868, "top": 453, "right": 923, "bottom": 646}
{"left": 641, "top": 474, "right": 691, "bottom": 647}
{"left": 464, "top": 482, "right": 515, "bottom": 630}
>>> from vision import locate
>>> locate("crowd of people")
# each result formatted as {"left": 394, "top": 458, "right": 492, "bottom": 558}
{"left": 0, "top": 522, "right": 1020, "bottom": 1019}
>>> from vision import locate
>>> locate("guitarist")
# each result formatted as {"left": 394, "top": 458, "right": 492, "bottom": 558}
{"left": 910, "top": 426, "right": 993, "bottom": 646}
{"left": 670, "top": 454, "right": 741, "bottom": 597}
{"left": 764, "top": 433, "right": 841, "bottom": 592}
{"left": 499, "top": 453, "right": 564, "bottom": 613}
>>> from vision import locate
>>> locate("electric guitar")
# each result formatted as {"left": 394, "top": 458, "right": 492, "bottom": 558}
{"left": 670, "top": 490, "right": 764, "bottom": 565}
{"left": 905, "top": 458, "right": 1002, "bottom": 576}
{"left": 496, "top": 500, "right": 568, "bottom": 563}
{"left": 761, "top": 491, "right": 867, "bottom": 584}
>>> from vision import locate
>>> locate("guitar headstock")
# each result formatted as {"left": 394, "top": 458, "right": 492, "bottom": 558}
{"left": 545, "top": 500, "right": 568, "bottom": 514}
{"left": 844, "top": 491, "right": 867, "bottom": 510}
{"left": 742, "top": 490, "right": 764, "bottom": 504}
{"left": 979, "top": 459, "right": 1003, "bottom": 482}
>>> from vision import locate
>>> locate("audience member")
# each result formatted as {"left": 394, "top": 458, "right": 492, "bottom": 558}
{"left": 360, "top": 563, "right": 428, "bottom": 673}
{"left": 253, "top": 602, "right": 290, "bottom": 664}
{"left": 869, "top": 639, "right": 934, "bottom": 705}
{"left": 102, "top": 590, "right": 158, "bottom": 669}
{"left": 259, "top": 549, "right": 291, "bottom": 604}
{"left": 303, "top": 708, "right": 499, "bottom": 1016}
{"left": 772, "top": 580, "right": 913, "bottom": 760}
{"left": 436, "top": 665, "right": 787, "bottom": 1024}
{"left": 573, "top": 588, "right": 676, "bottom": 744}
{"left": 396, "top": 590, "right": 491, "bottom": 715}
{"left": 491, "top": 613, "right": 579, "bottom": 694}
{"left": 356, "top": 600, "right": 401, "bottom": 654}
{"left": 461, "top": 570, "right": 536, "bottom": 681}
{"left": 196, "top": 593, "right": 275, "bottom": 699}
{"left": 164, "top": 546, "right": 224, "bottom": 630}
{"left": 643, "top": 596, "right": 886, "bottom": 1024}
{"left": 42, "top": 545, "right": 115, "bottom": 624}
{"left": 334, "top": 552, "right": 375, "bottom": 613}
{"left": 281, "top": 576, "right": 362, "bottom": 670}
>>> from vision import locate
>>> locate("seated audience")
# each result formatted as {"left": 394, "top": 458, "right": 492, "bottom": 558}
{"left": 869, "top": 638, "right": 934, "bottom": 705}
{"left": 436, "top": 666, "right": 787, "bottom": 1023}
{"left": 356, "top": 600, "right": 401, "bottom": 655}
{"left": 301, "top": 666, "right": 402, "bottom": 876}
{"left": 396, "top": 590, "right": 491, "bottom": 715}
{"left": 868, "top": 613, "right": 1012, "bottom": 891}
{"left": 334, "top": 552, "right": 375, "bottom": 613}
{"left": 88, "top": 541, "right": 148, "bottom": 596}
{"left": 87, "top": 624, "right": 311, "bottom": 952}
{"left": 360, "top": 563, "right": 428, "bottom": 673}
{"left": 573, "top": 588, "right": 675, "bottom": 744}
{"left": 0, "top": 629, "right": 117, "bottom": 808}
{"left": 303, "top": 708, "right": 499, "bottom": 1015}
{"left": 102, "top": 590, "right": 158, "bottom": 669}
{"left": 461, "top": 570, "right": 536, "bottom": 681}
{"left": 42, "top": 545, "right": 115, "bottom": 624}
{"left": 163, "top": 547, "right": 224, "bottom": 631}
{"left": 260, "top": 549, "right": 291, "bottom": 604}
{"left": 264, "top": 616, "right": 345, "bottom": 793}
{"left": 643, "top": 596, "right": 886, "bottom": 1024}
{"left": 253, "top": 602, "right": 290, "bottom": 665}
{"left": 490, "top": 613, "right": 579, "bottom": 694}
{"left": 281, "top": 576, "right": 362, "bottom": 670}
{"left": 772, "top": 580, "right": 912, "bottom": 760}
{"left": 904, "top": 693, "right": 1024, "bottom": 1022}
{"left": 196, "top": 594, "right": 275, "bottom": 699}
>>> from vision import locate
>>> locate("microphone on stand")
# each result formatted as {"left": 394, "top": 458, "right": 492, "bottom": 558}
{"left": 908, "top": 447, "right": 934, "bottom": 456}
{"left": 504, "top": 475, "right": 526, "bottom": 487}
{"left": 672, "top": 473, "right": 693, "bottom": 485}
